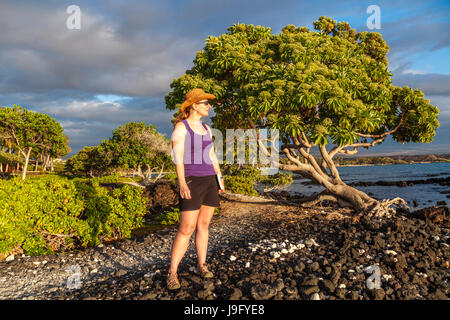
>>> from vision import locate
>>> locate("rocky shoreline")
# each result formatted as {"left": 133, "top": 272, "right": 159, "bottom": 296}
{"left": 0, "top": 191, "right": 448, "bottom": 300}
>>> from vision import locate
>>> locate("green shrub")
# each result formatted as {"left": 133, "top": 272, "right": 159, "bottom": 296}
{"left": 157, "top": 207, "right": 180, "bottom": 225}
{"left": 259, "top": 171, "right": 293, "bottom": 188}
{"left": 164, "top": 173, "right": 178, "bottom": 182}
{"left": 94, "top": 173, "right": 121, "bottom": 184}
{"left": 222, "top": 165, "right": 292, "bottom": 196}
{"left": 0, "top": 175, "right": 147, "bottom": 256}
{"left": 74, "top": 179, "right": 147, "bottom": 245}
{"left": 0, "top": 176, "right": 89, "bottom": 256}
{"left": 224, "top": 175, "right": 258, "bottom": 196}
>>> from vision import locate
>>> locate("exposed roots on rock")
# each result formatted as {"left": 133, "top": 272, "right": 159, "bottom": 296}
{"left": 300, "top": 193, "right": 353, "bottom": 209}
{"left": 299, "top": 191, "right": 409, "bottom": 219}
{"left": 365, "top": 197, "right": 409, "bottom": 218}
{"left": 38, "top": 230, "right": 76, "bottom": 252}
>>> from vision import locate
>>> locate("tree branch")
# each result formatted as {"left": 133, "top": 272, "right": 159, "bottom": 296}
{"left": 354, "top": 116, "right": 404, "bottom": 138}
{"left": 281, "top": 147, "right": 311, "bottom": 171}
{"left": 319, "top": 145, "right": 342, "bottom": 182}
{"left": 345, "top": 136, "right": 386, "bottom": 148}
{"left": 338, "top": 147, "right": 358, "bottom": 155}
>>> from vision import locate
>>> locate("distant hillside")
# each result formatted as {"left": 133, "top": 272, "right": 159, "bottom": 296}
{"left": 334, "top": 154, "right": 450, "bottom": 166}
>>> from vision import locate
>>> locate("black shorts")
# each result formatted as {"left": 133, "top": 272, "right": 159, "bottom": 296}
{"left": 179, "top": 175, "right": 220, "bottom": 211}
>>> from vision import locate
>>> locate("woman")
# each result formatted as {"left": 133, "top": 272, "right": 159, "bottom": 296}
{"left": 167, "top": 88, "right": 225, "bottom": 290}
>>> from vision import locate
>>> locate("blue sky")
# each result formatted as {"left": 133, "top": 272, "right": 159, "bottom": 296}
{"left": 0, "top": 0, "right": 449, "bottom": 158}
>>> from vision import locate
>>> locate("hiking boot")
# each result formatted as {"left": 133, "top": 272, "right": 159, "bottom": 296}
{"left": 197, "top": 263, "right": 213, "bottom": 279}
{"left": 166, "top": 272, "right": 181, "bottom": 290}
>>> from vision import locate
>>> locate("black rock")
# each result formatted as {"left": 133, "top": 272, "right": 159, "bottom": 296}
{"left": 319, "top": 279, "right": 336, "bottom": 293}
{"left": 301, "top": 275, "right": 318, "bottom": 287}
{"left": 370, "top": 288, "right": 385, "bottom": 300}
{"left": 335, "top": 288, "right": 346, "bottom": 299}
{"left": 331, "top": 270, "right": 341, "bottom": 285}
{"left": 323, "top": 266, "right": 332, "bottom": 275}
{"left": 250, "top": 284, "right": 276, "bottom": 300}
{"left": 373, "top": 236, "right": 385, "bottom": 249}
{"left": 197, "top": 289, "right": 210, "bottom": 299}
{"left": 284, "top": 286, "right": 298, "bottom": 297}
{"left": 351, "top": 248, "right": 360, "bottom": 259}
{"left": 430, "top": 289, "right": 447, "bottom": 300}
{"left": 308, "top": 262, "right": 320, "bottom": 272}
{"left": 303, "top": 286, "right": 320, "bottom": 295}
{"left": 349, "top": 291, "right": 359, "bottom": 300}
{"left": 295, "top": 262, "right": 305, "bottom": 272}
{"left": 229, "top": 288, "right": 243, "bottom": 300}
{"left": 273, "top": 278, "right": 285, "bottom": 292}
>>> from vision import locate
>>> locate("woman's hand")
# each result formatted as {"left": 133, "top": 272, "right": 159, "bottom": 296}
{"left": 180, "top": 182, "right": 192, "bottom": 199}
{"left": 218, "top": 176, "right": 225, "bottom": 194}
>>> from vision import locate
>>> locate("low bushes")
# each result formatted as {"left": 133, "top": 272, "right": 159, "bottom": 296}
{"left": 157, "top": 207, "right": 181, "bottom": 225}
{"left": 0, "top": 175, "right": 147, "bottom": 257}
{"left": 222, "top": 165, "right": 293, "bottom": 196}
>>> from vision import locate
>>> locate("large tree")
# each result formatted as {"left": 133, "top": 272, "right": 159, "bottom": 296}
{"left": 64, "top": 145, "right": 109, "bottom": 177}
{"left": 108, "top": 122, "right": 173, "bottom": 182}
{"left": 0, "top": 105, "right": 69, "bottom": 180}
{"left": 165, "top": 17, "right": 440, "bottom": 216}
{"left": 65, "top": 122, "right": 174, "bottom": 181}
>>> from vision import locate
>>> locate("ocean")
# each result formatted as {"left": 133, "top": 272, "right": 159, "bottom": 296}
{"left": 279, "top": 162, "right": 450, "bottom": 210}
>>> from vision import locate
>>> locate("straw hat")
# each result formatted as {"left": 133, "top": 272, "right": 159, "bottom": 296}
{"left": 180, "top": 88, "right": 215, "bottom": 112}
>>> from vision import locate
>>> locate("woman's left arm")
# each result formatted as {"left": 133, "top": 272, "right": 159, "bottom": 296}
{"left": 206, "top": 125, "right": 224, "bottom": 190}
{"left": 206, "top": 124, "right": 221, "bottom": 174}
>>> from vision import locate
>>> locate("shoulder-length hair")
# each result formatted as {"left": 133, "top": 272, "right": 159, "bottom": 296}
{"left": 173, "top": 105, "right": 193, "bottom": 127}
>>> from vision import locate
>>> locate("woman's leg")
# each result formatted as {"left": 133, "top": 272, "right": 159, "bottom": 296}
{"left": 169, "top": 209, "right": 200, "bottom": 274}
{"left": 195, "top": 205, "right": 216, "bottom": 269}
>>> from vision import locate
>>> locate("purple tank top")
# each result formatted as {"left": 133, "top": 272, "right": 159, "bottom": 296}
{"left": 182, "top": 119, "right": 216, "bottom": 177}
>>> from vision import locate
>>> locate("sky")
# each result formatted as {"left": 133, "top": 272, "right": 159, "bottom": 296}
{"left": 0, "top": 0, "right": 449, "bottom": 158}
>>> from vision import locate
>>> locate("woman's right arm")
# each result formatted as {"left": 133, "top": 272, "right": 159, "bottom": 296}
{"left": 171, "top": 122, "right": 191, "bottom": 199}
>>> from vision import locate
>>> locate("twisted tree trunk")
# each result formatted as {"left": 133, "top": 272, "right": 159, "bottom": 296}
{"left": 247, "top": 117, "right": 408, "bottom": 217}
{"left": 21, "top": 147, "right": 32, "bottom": 180}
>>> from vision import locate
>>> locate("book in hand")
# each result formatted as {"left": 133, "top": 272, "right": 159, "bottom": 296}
{"left": 216, "top": 174, "right": 224, "bottom": 190}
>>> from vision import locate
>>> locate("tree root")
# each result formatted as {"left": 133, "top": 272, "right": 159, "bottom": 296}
{"left": 365, "top": 197, "right": 409, "bottom": 218}
{"left": 300, "top": 194, "right": 353, "bottom": 208}
{"left": 38, "top": 230, "right": 76, "bottom": 252}
{"left": 299, "top": 192, "right": 409, "bottom": 219}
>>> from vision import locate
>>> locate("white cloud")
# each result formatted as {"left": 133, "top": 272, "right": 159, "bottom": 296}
{"left": 402, "top": 69, "right": 428, "bottom": 75}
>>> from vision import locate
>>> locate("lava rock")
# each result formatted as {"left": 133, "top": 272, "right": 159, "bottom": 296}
{"left": 370, "top": 288, "right": 385, "bottom": 300}
{"left": 335, "top": 288, "right": 346, "bottom": 299}
{"left": 303, "top": 286, "right": 320, "bottom": 295}
{"left": 301, "top": 275, "right": 319, "bottom": 287}
{"left": 319, "top": 279, "right": 336, "bottom": 294}
{"left": 229, "top": 288, "right": 243, "bottom": 300}
{"left": 251, "top": 284, "right": 276, "bottom": 300}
